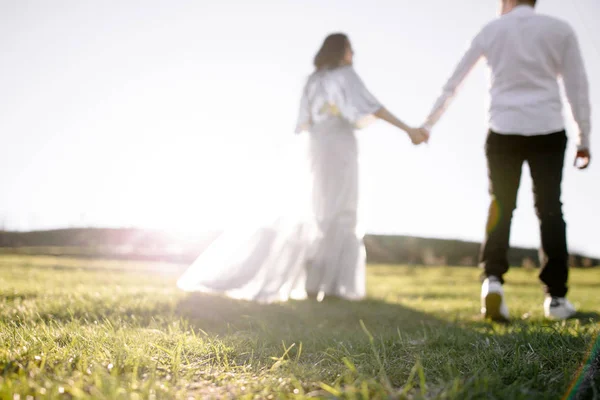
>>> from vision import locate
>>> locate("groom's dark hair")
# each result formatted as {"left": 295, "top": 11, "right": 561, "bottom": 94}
{"left": 516, "top": 0, "right": 537, "bottom": 5}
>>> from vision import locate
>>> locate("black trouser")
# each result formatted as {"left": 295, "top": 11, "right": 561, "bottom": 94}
{"left": 480, "top": 130, "right": 569, "bottom": 297}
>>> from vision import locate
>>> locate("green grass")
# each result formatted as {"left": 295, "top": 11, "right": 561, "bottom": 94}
{"left": 1, "top": 255, "right": 599, "bottom": 399}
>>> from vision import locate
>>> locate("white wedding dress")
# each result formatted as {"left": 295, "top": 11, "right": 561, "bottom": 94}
{"left": 177, "top": 66, "right": 382, "bottom": 303}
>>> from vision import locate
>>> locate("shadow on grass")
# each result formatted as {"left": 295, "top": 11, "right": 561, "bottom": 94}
{"left": 572, "top": 311, "right": 600, "bottom": 324}
{"left": 174, "top": 292, "right": 600, "bottom": 338}
{"left": 503, "top": 279, "right": 600, "bottom": 289}
{"left": 174, "top": 293, "right": 454, "bottom": 341}
{"left": 459, "top": 311, "right": 600, "bottom": 329}
{"left": 173, "top": 293, "right": 600, "bottom": 398}
{"left": 11, "top": 287, "right": 598, "bottom": 398}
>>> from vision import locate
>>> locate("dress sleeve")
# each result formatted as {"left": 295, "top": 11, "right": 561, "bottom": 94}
{"left": 339, "top": 67, "right": 382, "bottom": 128}
{"left": 294, "top": 80, "right": 312, "bottom": 134}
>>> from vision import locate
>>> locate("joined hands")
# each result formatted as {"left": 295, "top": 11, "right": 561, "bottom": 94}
{"left": 407, "top": 127, "right": 430, "bottom": 145}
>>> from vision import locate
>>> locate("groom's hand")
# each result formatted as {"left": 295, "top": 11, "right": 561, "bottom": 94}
{"left": 408, "top": 127, "right": 430, "bottom": 145}
{"left": 574, "top": 149, "right": 591, "bottom": 170}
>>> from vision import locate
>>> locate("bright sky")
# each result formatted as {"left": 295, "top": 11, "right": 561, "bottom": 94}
{"left": 1, "top": 0, "right": 599, "bottom": 256}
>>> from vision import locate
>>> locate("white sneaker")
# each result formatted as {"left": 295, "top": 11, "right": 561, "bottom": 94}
{"left": 544, "top": 297, "right": 576, "bottom": 320}
{"left": 481, "top": 277, "right": 510, "bottom": 322}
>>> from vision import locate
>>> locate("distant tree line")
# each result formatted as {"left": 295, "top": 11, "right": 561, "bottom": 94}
{"left": 364, "top": 235, "right": 599, "bottom": 268}
{"left": 0, "top": 228, "right": 597, "bottom": 268}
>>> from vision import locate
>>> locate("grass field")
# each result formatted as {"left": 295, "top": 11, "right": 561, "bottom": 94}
{"left": 1, "top": 255, "right": 599, "bottom": 399}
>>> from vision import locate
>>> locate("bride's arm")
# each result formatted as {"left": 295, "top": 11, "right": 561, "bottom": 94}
{"left": 340, "top": 67, "right": 427, "bottom": 143}
{"left": 374, "top": 107, "right": 429, "bottom": 144}
{"left": 374, "top": 107, "right": 411, "bottom": 131}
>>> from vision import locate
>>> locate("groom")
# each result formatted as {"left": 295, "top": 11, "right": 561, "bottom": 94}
{"left": 421, "top": 0, "right": 591, "bottom": 321}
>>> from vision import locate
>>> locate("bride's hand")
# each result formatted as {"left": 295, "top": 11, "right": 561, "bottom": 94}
{"left": 407, "top": 127, "right": 430, "bottom": 145}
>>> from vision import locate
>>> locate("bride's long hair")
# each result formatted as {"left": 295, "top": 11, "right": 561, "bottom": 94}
{"left": 313, "top": 33, "right": 351, "bottom": 71}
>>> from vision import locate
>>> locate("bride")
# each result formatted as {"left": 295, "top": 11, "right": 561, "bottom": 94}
{"left": 177, "top": 33, "right": 428, "bottom": 303}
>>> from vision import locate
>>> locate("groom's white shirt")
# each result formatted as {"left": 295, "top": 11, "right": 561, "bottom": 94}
{"left": 424, "top": 5, "right": 591, "bottom": 150}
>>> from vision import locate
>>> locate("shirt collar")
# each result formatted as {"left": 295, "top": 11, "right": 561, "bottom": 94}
{"left": 509, "top": 5, "right": 535, "bottom": 16}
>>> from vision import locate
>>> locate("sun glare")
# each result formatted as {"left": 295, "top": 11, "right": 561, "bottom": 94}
{"left": 124, "top": 134, "right": 311, "bottom": 239}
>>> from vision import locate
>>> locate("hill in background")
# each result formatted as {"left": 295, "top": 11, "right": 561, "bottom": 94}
{"left": 0, "top": 228, "right": 597, "bottom": 268}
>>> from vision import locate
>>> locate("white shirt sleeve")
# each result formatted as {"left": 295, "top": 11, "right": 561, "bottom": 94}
{"left": 561, "top": 30, "right": 591, "bottom": 150}
{"left": 423, "top": 34, "right": 485, "bottom": 132}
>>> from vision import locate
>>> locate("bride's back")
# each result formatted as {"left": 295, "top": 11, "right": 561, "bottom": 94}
{"left": 297, "top": 65, "right": 381, "bottom": 132}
